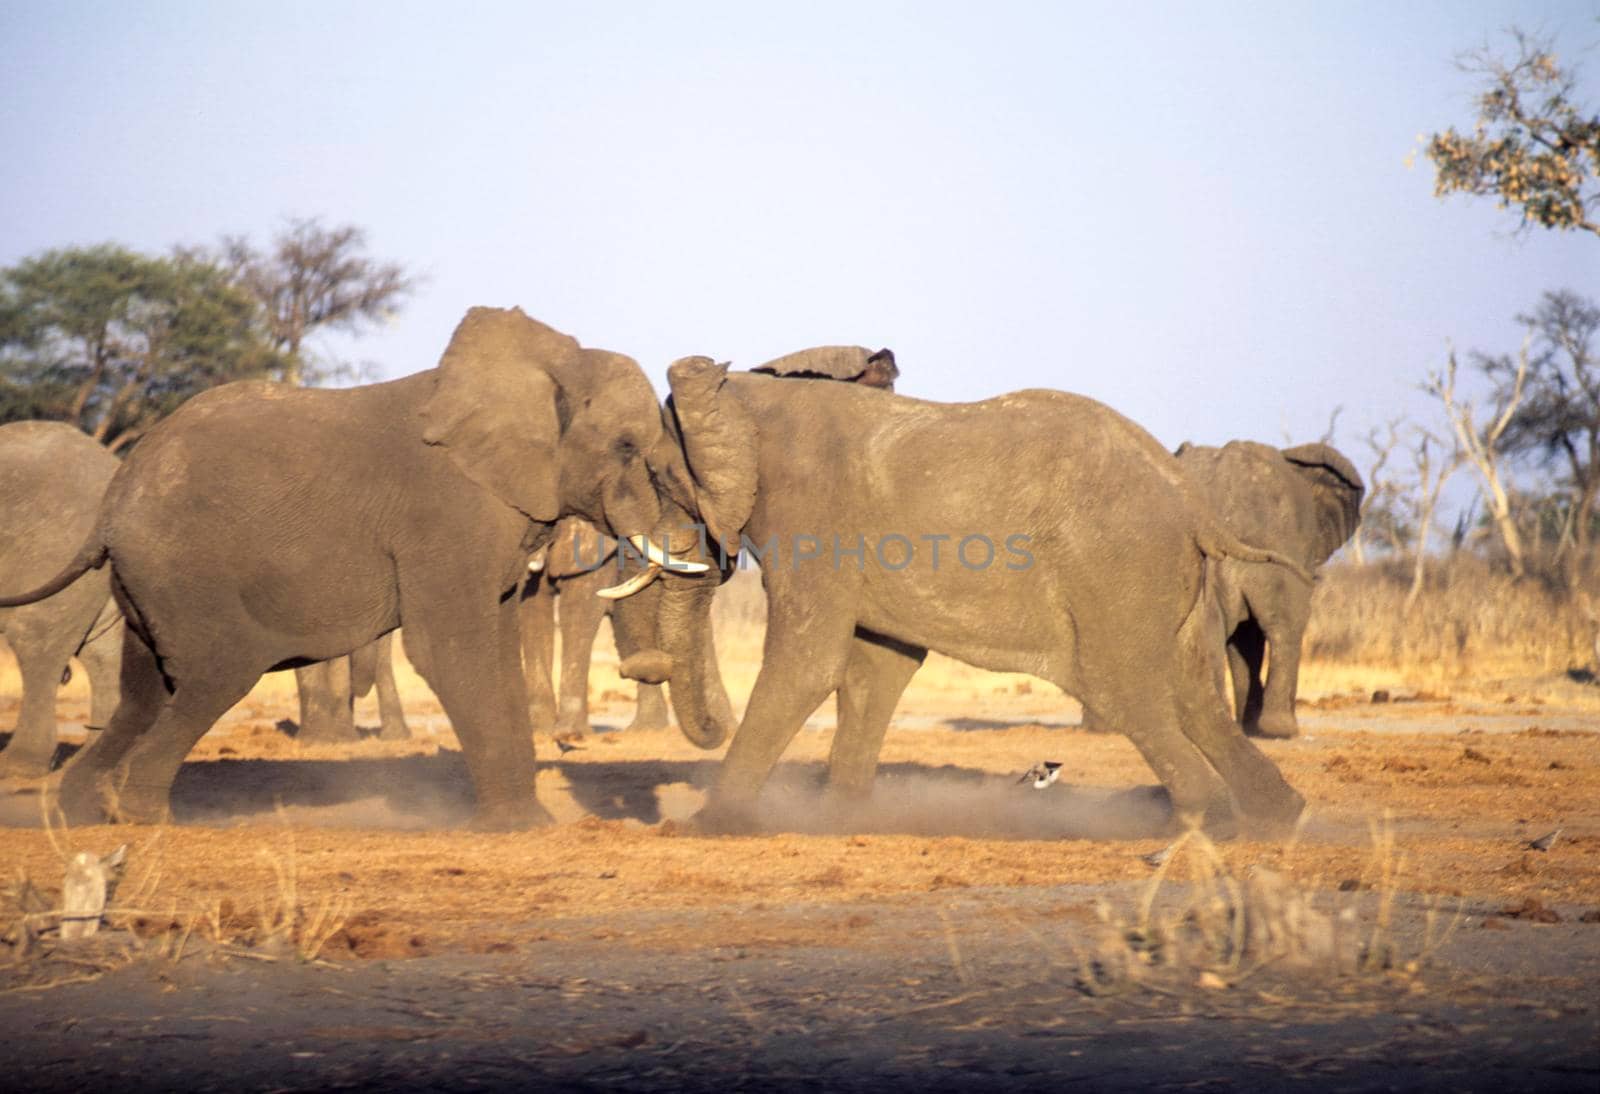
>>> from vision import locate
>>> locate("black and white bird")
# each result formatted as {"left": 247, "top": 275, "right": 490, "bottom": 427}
{"left": 1017, "top": 761, "right": 1063, "bottom": 789}
{"left": 553, "top": 738, "right": 586, "bottom": 755}
{"left": 1526, "top": 827, "right": 1562, "bottom": 852}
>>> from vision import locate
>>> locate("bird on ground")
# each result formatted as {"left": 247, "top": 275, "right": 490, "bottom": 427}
{"left": 553, "top": 737, "right": 586, "bottom": 755}
{"left": 1017, "top": 761, "right": 1062, "bottom": 789}
{"left": 1526, "top": 827, "right": 1562, "bottom": 852}
{"left": 1140, "top": 845, "right": 1174, "bottom": 868}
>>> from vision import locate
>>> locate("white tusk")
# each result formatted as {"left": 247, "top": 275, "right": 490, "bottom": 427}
{"left": 527, "top": 555, "right": 546, "bottom": 574}
{"left": 596, "top": 562, "right": 662, "bottom": 600}
{"left": 626, "top": 534, "right": 710, "bottom": 574}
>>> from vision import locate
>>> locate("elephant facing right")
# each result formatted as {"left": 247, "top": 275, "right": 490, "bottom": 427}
{"left": 1177, "top": 441, "right": 1364, "bottom": 739}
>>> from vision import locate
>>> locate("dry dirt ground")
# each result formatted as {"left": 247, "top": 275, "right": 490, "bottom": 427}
{"left": 1, "top": 637, "right": 1598, "bottom": 1092}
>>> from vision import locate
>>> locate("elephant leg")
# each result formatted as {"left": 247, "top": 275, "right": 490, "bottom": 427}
{"left": 1228, "top": 618, "right": 1267, "bottom": 732}
{"left": 293, "top": 658, "right": 359, "bottom": 743}
{"left": 519, "top": 577, "right": 557, "bottom": 731}
{"left": 404, "top": 574, "right": 550, "bottom": 830}
{"left": 370, "top": 632, "right": 411, "bottom": 741}
{"left": 1084, "top": 672, "right": 1235, "bottom": 835}
{"left": 698, "top": 602, "right": 857, "bottom": 831}
{"left": 826, "top": 631, "right": 926, "bottom": 800}
{"left": 556, "top": 576, "right": 607, "bottom": 735}
{"left": 77, "top": 610, "right": 124, "bottom": 732}
{"left": 1253, "top": 593, "right": 1311, "bottom": 740}
{"left": 56, "top": 630, "right": 167, "bottom": 824}
{"left": 112, "top": 664, "right": 264, "bottom": 824}
{"left": 1169, "top": 622, "right": 1305, "bottom": 835}
{"left": 0, "top": 635, "right": 77, "bottom": 777}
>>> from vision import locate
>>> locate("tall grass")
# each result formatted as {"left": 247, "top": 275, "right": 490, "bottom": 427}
{"left": 1306, "top": 556, "right": 1597, "bottom": 679}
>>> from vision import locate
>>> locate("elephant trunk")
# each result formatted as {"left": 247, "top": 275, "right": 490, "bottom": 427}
{"left": 655, "top": 571, "right": 732, "bottom": 750}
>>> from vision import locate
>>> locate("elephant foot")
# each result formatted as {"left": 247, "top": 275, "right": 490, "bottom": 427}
{"left": 294, "top": 718, "right": 362, "bottom": 745}
{"left": 109, "top": 782, "right": 175, "bottom": 826}
{"left": 1235, "top": 786, "right": 1306, "bottom": 841}
{"left": 682, "top": 798, "right": 760, "bottom": 836}
{"left": 0, "top": 747, "right": 55, "bottom": 780}
{"left": 470, "top": 798, "right": 555, "bottom": 832}
{"left": 376, "top": 719, "right": 412, "bottom": 742}
{"left": 1246, "top": 712, "right": 1300, "bottom": 740}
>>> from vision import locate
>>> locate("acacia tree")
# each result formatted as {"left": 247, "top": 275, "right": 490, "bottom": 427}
{"left": 1489, "top": 290, "right": 1600, "bottom": 577}
{"left": 0, "top": 245, "right": 281, "bottom": 451}
{"left": 1426, "top": 29, "right": 1600, "bottom": 239}
{"left": 217, "top": 218, "right": 413, "bottom": 386}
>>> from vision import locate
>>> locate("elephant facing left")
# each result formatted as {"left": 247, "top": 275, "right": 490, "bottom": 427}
{"left": 0, "top": 306, "right": 691, "bottom": 829}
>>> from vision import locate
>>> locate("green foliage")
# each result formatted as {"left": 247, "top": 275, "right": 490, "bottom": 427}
{"left": 1426, "top": 30, "right": 1600, "bottom": 238}
{"left": 0, "top": 245, "right": 284, "bottom": 451}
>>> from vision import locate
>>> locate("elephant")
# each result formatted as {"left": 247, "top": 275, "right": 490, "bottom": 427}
{"left": 291, "top": 633, "right": 411, "bottom": 743}
{"left": 1174, "top": 441, "right": 1364, "bottom": 739}
{"left": 0, "top": 421, "right": 123, "bottom": 777}
{"left": 519, "top": 519, "right": 737, "bottom": 738}
{"left": 520, "top": 519, "right": 678, "bottom": 735}
{"left": 624, "top": 352, "right": 1313, "bottom": 837}
{"left": 0, "top": 307, "right": 701, "bottom": 829}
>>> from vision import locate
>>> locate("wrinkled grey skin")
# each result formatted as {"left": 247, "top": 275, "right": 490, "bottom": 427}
{"left": 292, "top": 634, "right": 410, "bottom": 743}
{"left": 0, "top": 422, "right": 123, "bottom": 776}
{"left": 1176, "top": 441, "right": 1364, "bottom": 739}
{"left": 522, "top": 518, "right": 725, "bottom": 736}
{"left": 639, "top": 355, "right": 1310, "bottom": 837}
{"left": 0, "top": 308, "right": 665, "bottom": 829}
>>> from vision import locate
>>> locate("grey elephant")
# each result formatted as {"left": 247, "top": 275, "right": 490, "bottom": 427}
{"left": 520, "top": 519, "right": 669, "bottom": 734}
{"left": 521, "top": 518, "right": 691, "bottom": 735}
{"left": 0, "top": 307, "right": 702, "bottom": 828}
{"left": 0, "top": 422, "right": 123, "bottom": 776}
{"left": 292, "top": 634, "right": 411, "bottom": 743}
{"left": 622, "top": 352, "right": 1311, "bottom": 836}
{"left": 1175, "top": 441, "right": 1363, "bottom": 739}
{"left": 534, "top": 348, "right": 898, "bottom": 738}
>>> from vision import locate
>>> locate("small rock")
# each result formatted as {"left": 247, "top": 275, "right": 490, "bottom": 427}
{"left": 1370, "top": 689, "right": 1391, "bottom": 704}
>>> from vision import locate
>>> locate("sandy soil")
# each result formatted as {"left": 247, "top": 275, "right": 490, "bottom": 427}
{"left": 2, "top": 639, "right": 1598, "bottom": 1090}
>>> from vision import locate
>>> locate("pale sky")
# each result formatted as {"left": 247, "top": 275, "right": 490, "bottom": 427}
{"left": 3, "top": 1, "right": 1597, "bottom": 459}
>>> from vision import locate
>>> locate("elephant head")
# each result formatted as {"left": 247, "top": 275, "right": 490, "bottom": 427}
{"left": 608, "top": 345, "right": 897, "bottom": 751}
{"left": 419, "top": 306, "right": 681, "bottom": 551}
{"left": 1279, "top": 443, "right": 1364, "bottom": 564}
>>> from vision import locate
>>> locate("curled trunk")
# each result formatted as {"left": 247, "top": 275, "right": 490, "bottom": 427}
{"left": 654, "top": 571, "right": 732, "bottom": 749}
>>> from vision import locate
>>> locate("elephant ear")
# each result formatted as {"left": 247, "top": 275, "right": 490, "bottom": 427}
{"left": 420, "top": 307, "right": 573, "bottom": 523}
{"left": 1282, "top": 443, "right": 1366, "bottom": 560}
{"left": 751, "top": 346, "right": 899, "bottom": 391}
{"left": 666, "top": 356, "right": 757, "bottom": 554}
{"left": 1282, "top": 443, "right": 1364, "bottom": 497}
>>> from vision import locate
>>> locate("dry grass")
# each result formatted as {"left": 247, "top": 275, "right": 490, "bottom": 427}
{"left": 1074, "top": 815, "right": 1465, "bottom": 998}
{"left": 1306, "top": 557, "right": 1597, "bottom": 683}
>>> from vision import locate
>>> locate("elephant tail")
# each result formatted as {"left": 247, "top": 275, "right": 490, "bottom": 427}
{"left": 0, "top": 536, "right": 109, "bottom": 608}
{"left": 1194, "top": 528, "right": 1316, "bottom": 585}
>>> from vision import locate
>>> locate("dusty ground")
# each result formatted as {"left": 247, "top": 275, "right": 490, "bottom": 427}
{"left": 1, "top": 628, "right": 1598, "bottom": 1091}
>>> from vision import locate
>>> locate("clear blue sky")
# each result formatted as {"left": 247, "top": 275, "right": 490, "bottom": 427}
{"left": 2, "top": 1, "right": 1596, "bottom": 457}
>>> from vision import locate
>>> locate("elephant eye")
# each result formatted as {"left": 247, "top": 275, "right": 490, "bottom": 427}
{"left": 613, "top": 437, "right": 639, "bottom": 462}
